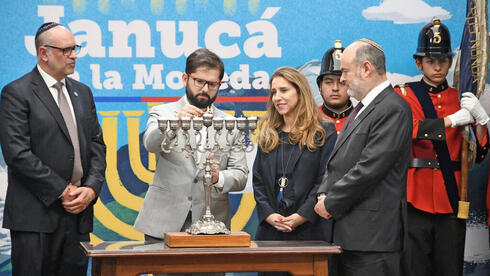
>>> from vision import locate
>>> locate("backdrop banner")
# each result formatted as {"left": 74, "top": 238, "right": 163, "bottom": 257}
{"left": 0, "top": 1, "right": 489, "bottom": 275}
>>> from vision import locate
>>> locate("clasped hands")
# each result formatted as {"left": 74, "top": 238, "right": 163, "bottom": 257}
{"left": 60, "top": 184, "right": 96, "bottom": 214}
{"left": 265, "top": 213, "right": 307, "bottom": 232}
{"left": 448, "top": 92, "right": 489, "bottom": 127}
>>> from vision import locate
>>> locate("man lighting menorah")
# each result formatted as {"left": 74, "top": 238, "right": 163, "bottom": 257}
{"left": 134, "top": 48, "right": 249, "bottom": 240}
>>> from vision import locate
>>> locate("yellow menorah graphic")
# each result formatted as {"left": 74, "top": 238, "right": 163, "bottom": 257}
{"left": 90, "top": 106, "right": 264, "bottom": 244}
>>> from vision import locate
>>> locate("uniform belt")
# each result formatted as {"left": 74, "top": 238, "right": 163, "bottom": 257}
{"left": 409, "top": 158, "right": 461, "bottom": 170}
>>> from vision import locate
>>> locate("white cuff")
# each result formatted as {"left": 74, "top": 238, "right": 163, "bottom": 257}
{"left": 213, "top": 171, "right": 225, "bottom": 189}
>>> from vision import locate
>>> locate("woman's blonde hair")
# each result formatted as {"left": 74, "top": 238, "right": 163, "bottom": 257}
{"left": 258, "top": 67, "right": 326, "bottom": 153}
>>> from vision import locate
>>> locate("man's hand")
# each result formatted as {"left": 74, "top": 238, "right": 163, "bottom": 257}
{"left": 314, "top": 196, "right": 332, "bottom": 219}
{"left": 265, "top": 213, "right": 294, "bottom": 232}
{"left": 461, "top": 92, "right": 489, "bottom": 125}
{"left": 209, "top": 152, "right": 220, "bottom": 185}
{"left": 60, "top": 183, "right": 77, "bottom": 202}
{"left": 177, "top": 104, "right": 204, "bottom": 118}
{"left": 281, "top": 213, "right": 307, "bottom": 230}
{"left": 62, "top": 186, "right": 97, "bottom": 214}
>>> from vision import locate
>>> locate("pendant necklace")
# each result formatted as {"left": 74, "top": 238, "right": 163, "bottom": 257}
{"left": 278, "top": 134, "right": 294, "bottom": 193}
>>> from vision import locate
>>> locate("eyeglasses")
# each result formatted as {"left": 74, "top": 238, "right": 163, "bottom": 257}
{"left": 187, "top": 73, "right": 221, "bottom": 91}
{"left": 43, "top": 45, "right": 82, "bottom": 56}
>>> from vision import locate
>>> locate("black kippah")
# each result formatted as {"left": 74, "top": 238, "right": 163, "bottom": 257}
{"left": 35, "top": 22, "right": 61, "bottom": 39}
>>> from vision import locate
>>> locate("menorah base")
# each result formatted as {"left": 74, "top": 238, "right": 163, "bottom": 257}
{"left": 186, "top": 216, "right": 231, "bottom": 235}
{"left": 164, "top": 231, "right": 251, "bottom": 247}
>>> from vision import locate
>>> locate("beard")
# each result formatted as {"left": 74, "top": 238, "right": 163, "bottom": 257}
{"left": 346, "top": 70, "right": 365, "bottom": 101}
{"left": 347, "top": 89, "right": 362, "bottom": 101}
{"left": 185, "top": 86, "right": 217, "bottom": 109}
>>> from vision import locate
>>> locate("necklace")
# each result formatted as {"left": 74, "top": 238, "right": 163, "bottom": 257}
{"left": 278, "top": 134, "right": 294, "bottom": 191}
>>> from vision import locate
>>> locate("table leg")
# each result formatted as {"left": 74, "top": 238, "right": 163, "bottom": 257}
{"left": 312, "top": 255, "right": 328, "bottom": 276}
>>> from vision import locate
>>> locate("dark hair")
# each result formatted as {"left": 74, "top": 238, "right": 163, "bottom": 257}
{"left": 415, "top": 55, "right": 452, "bottom": 64}
{"left": 185, "top": 48, "right": 225, "bottom": 80}
{"left": 35, "top": 22, "right": 60, "bottom": 55}
{"left": 355, "top": 38, "right": 386, "bottom": 75}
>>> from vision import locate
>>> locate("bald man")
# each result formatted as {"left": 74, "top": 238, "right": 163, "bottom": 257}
{"left": 0, "top": 22, "right": 106, "bottom": 275}
{"left": 315, "top": 39, "right": 412, "bottom": 276}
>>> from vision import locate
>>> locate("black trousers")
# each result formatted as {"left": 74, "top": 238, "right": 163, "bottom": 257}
{"left": 328, "top": 250, "right": 401, "bottom": 276}
{"left": 403, "top": 204, "right": 466, "bottom": 276}
{"left": 10, "top": 213, "right": 89, "bottom": 276}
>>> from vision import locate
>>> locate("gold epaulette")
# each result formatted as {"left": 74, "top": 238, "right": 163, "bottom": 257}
{"left": 395, "top": 83, "right": 408, "bottom": 97}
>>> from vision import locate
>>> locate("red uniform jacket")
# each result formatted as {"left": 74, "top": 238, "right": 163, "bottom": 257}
{"left": 488, "top": 161, "right": 490, "bottom": 225}
{"left": 395, "top": 80, "right": 488, "bottom": 214}
{"left": 319, "top": 103, "right": 353, "bottom": 135}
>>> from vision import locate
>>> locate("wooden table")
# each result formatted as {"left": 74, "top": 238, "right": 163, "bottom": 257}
{"left": 81, "top": 240, "right": 341, "bottom": 276}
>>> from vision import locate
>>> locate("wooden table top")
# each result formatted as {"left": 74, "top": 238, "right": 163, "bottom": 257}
{"left": 81, "top": 240, "right": 342, "bottom": 257}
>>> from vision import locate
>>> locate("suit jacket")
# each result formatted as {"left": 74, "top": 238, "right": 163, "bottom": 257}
{"left": 253, "top": 122, "right": 337, "bottom": 241}
{"left": 317, "top": 85, "right": 412, "bottom": 252}
{"left": 0, "top": 67, "right": 106, "bottom": 234}
{"left": 134, "top": 97, "right": 248, "bottom": 238}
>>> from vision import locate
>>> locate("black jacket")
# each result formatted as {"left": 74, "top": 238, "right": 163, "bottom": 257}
{"left": 0, "top": 67, "right": 106, "bottom": 233}
{"left": 318, "top": 85, "right": 412, "bottom": 251}
{"left": 253, "top": 122, "right": 336, "bottom": 240}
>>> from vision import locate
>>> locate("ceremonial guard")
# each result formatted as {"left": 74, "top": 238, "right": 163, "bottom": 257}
{"left": 394, "top": 18, "right": 489, "bottom": 276}
{"left": 317, "top": 40, "right": 353, "bottom": 134}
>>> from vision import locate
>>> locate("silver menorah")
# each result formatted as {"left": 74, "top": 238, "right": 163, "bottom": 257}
{"left": 158, "top": 112, "right": 257, "bottom": 235}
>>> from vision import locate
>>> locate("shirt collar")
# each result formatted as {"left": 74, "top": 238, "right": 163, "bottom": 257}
{"left": 37, "top": 64, "right": 65, "bottom": 88}
{"left": 360, "top": 80, "right": 390, "bottom": 108}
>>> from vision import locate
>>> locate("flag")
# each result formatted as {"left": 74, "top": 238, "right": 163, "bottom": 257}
{"left": 455, "top": 0, "right": 488, "bottom": 98}
{"left": 453, "top": 0, "right": 488, "bottom": 167}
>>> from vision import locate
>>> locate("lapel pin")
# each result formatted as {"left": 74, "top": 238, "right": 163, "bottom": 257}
{"left": 74, "top": 91, "right": 79, "bottom": 97}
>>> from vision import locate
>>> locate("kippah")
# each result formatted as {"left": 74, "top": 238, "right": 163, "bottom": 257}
{"left": 358, "top": 38, "right": 384, "bottom": 53}
{"left": 35, "top": 22, "right": 61, "bottom": 39}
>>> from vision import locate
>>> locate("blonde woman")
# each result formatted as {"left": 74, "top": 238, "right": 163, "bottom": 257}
{"left": 253, "top": 67, "right": 336, "bottom": 250}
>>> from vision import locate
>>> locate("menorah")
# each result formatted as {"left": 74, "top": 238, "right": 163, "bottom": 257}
{"left": 158, "top": 113, "right": 257, "bottom": 235}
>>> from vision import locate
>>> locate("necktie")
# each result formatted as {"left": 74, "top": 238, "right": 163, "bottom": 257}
{"left": 53, "top": 82, "right": 83, "bottom": 186}
{"left": 346, "top": 102, "right": 364, "bottom": 127}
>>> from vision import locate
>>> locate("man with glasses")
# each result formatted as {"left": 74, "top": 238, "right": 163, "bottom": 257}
{"left": 0, "top": 22, "right": 106, "bottom": 275}
{"left": 134, "top": 49, "right": 248, "bottom": 273}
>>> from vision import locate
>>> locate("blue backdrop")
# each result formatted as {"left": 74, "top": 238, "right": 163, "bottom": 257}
{"left": 0, "top": 1, "right": 488, "bottom": 275}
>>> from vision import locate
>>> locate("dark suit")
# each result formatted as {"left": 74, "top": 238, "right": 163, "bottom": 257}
{"left": 318, "top": 85, "right": 412, "bottom": 275}
{"left": 0, "top": 67, "right": 106, "bottom": 275}
{"left": 253, "top": 122, "right": 337, "bottom": 242}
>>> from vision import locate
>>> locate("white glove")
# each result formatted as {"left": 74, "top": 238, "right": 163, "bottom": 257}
{"left": 447, "top": 108, "right": 474, "bottom": 127}
{"left": 461, "top": 92, "right": 490, "bottom": 125}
